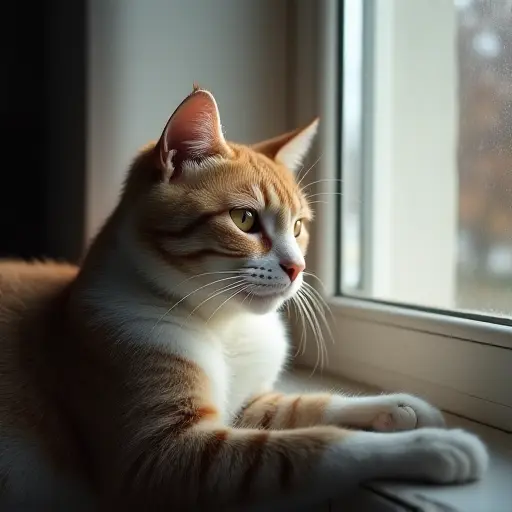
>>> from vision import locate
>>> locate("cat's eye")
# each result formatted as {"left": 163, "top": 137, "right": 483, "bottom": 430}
{"left": 230, "top": 208, "right": 259, "bottom": 233}
{"left": 294, "top": 219, "right": 302, "bottom": 237}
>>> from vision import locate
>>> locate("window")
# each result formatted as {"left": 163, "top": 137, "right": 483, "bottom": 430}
{"left": 293, "top": 0, "right": 512, "bottom": 432}
{"left": 342, "top": 0, "right": 512, "bottom": 320}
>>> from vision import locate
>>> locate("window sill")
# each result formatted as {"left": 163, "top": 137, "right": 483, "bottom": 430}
{"left": 297, "top": 297, "right": 512, "bottom": 432}
{"left": 277, "top": 367, "right": 512, "bottom": 511}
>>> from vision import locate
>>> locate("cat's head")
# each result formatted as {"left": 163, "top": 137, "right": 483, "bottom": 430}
{"left": 122, "top": 87, "right": 318, "bottom": 317}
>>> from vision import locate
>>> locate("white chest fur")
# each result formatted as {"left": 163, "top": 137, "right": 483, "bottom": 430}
{"left": 168, "top": 312, "right": 291, "bottom": 424}
{"left": 81, "top": 262, "right": 291, "bottom": 426}
{"left": 93, "top": 300, "right": 291, "bottom": 425}
{"left": 87, "top": 240, "right": 291, "bottom": 424}
{"left": 218, "top": 312, "right": 290, "bottom": 420}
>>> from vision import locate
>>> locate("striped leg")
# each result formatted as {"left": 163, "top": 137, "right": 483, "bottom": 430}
{"left": 109, "top": 355, "right": 487, "bottom": 509}
{"left": 236, "top": 391, "right": 445, "bottom": 431}
{"left": 118, "top": 423, "right": 487, "bottom": 510}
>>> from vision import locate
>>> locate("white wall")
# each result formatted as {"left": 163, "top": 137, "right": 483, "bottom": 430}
{"left": 87, "top": 0, "right": 291, "bottom": 240}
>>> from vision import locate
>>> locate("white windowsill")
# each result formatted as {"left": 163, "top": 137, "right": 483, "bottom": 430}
{"left": 277, "top": 367, "right": 512, "bottom": 511}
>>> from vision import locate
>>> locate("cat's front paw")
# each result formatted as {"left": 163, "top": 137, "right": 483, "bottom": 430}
{"left": 372, "top": 393, "right": 445, "bottom": 432}
{"left": 403, "top": 428, "right": 489, "bottom": 483}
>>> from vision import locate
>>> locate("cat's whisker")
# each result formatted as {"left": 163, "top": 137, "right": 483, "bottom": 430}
{"left": 206, "top": 285, "right": 251, "bottom": 324}
{"left": 309, "top": 301, "right": 335, "bottom": 348}
{"left": 304, "top": 191, "right": 346, "bottom": 200}
{"left": 296, "top": 293, "right": 315, "bottom": 360}
{"left": 303, "top": 280, "right": 336, "bottom": 344}
{"left": 172, "top": 270, "right": 246, "bottom": 292}
{"left": 151, "top": 276, "right": 245, "bottom": 335}
{"left": 297, "top": 291, "right": 324, "bottom": 375}
{"left": 295, "top": 156, "right": 313, "bottom": 181}
{"left": 302, "top": 274, "right": 330, "bottom": 306}
{"left": 182, "top": 280, "right": 248, "bottom": 326}
{"left": 240, "top": 289, "right": 253, "bottom": 308}
{"left": 296, "top": 154, "right": 323, "bottom": 188}
{"left": 299, "top": 286, "right": 329, "bottom": 372}
{"left": 295, "top": 290, "right": 325, "bottom": 375}
{"left": 303, "top": 271, "right": 327, "bottom": 289}
{"left": 300, "top": 177, "right": 343, "bottom": 193}
{"left": 304, "top": 283, "right": 335, "bottom": 327}
{"left": 290, "top": 295, "right": 307, "bottom": 358}
{"left": 301, "top": 283, "right": 336, "bottom": 346}
{"left": 290, "top": 295, "right": 306, "bottom": 358}
{"left": 296, "top": 294, "right": 309, "bottom": 357}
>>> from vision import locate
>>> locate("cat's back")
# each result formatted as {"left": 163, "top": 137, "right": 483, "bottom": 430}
{"left": 0, "top": 259, "right": 77, "bottom": 312}
{"left": 0, "top": 261, "right": 94, "bottom": 510}
{"left": 0, "top": 260, "right": 77, "bottom": 389}
{"left": 0, "top": 259, "right": 78, "bottom": 425}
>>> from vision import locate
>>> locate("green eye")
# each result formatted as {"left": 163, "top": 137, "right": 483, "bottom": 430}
{"left": 230, "top": 209, "right": 259, "bottom": 233}
{"left": 294, "top": 219, "right": 303, "bottom": 237}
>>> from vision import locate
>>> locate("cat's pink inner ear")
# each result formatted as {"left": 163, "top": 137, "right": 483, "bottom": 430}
{"left": 156, "top": 89, "right": 231, "bottom": 179}
{"left": 252, "top": 118, "right": 319, "bottom": 173}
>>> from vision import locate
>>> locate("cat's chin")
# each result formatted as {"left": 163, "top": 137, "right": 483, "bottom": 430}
{"left": 237, "top": 291, "right": 286, "bottom": 315}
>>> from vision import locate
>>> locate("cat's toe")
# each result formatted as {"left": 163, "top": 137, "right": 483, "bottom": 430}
{"left": 410, "top": 428, "right": 489, "bottom": 484}
{"left": 372, "top": 406, "right": 417, "bottom": 432}
{"left": 371, "top": 394, "right": 445, "bottom": 432}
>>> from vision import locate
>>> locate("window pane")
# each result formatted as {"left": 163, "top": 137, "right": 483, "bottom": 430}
{"left": 341, "top": 0, "right": 512, "bottom": 319}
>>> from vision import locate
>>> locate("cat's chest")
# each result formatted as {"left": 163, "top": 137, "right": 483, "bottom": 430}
{"left": 219, "top": 313, "right": 289, "bottom": 418}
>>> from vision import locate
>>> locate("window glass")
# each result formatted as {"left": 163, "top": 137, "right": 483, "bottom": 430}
{"left": 341, "top": 0, "right": 512, "bottom": 319}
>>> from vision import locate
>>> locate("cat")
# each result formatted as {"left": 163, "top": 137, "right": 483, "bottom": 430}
{"left": 0, "top": 86, "right": 488, "bottom": 511}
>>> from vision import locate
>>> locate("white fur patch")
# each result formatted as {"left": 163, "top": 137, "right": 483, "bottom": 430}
{"left": 321, "top": 428, "right": 489, "bottom": 484}
{"left": 324, "top": 393, "right": 446, "bottom": 431}
{"left": 265, "top": 184, "right": 281, "bottom": 210}
{"left": 251, "top": 184, "right": 266, "bottom": 207}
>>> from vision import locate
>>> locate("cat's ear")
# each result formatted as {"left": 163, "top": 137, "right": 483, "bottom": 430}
{"left": 155, "top": 87, "right": 232, "bottom": 180}
{"left": 252, "top": 118, "right": 319, "bottom": 172}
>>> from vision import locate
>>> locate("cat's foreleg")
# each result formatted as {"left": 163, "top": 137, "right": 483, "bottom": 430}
{"left": 236, "top": 391, "right": 445, "bottom": 431}
{"left": 120, "top": 423, "right": 488, "bottom": 509}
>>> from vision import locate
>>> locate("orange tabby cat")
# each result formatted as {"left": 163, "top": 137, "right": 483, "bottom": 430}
{"left": 0, "top": 87, "right": 488, "bottom": 511}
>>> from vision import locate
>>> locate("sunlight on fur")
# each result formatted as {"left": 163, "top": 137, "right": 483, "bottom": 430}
{"left": 0, "top": 86, "right": 488, "bottom": 510}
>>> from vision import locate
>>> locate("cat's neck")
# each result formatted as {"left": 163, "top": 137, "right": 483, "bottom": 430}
{"left": 71, "top": 217, "right": 267, "bottom": 349}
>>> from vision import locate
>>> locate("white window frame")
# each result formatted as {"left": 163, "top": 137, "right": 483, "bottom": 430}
{"left": 290, "top": 0, "right": 512, "bottom": 432}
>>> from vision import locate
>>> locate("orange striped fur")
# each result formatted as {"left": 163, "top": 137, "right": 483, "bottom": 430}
{"left": 0, "top": 87, "right": 488, "bottom": 510}
{"left": 236, "top": 392, "right": 332, "bottom": 430}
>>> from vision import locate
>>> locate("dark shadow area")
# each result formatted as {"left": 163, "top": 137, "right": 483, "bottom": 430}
{"left": 1, "top": 0, "right": 86, "bottom": 263}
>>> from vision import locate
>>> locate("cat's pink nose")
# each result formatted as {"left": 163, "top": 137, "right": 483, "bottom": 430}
{"left": 280, "top": 261, "right": 305, "bottom": 282}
